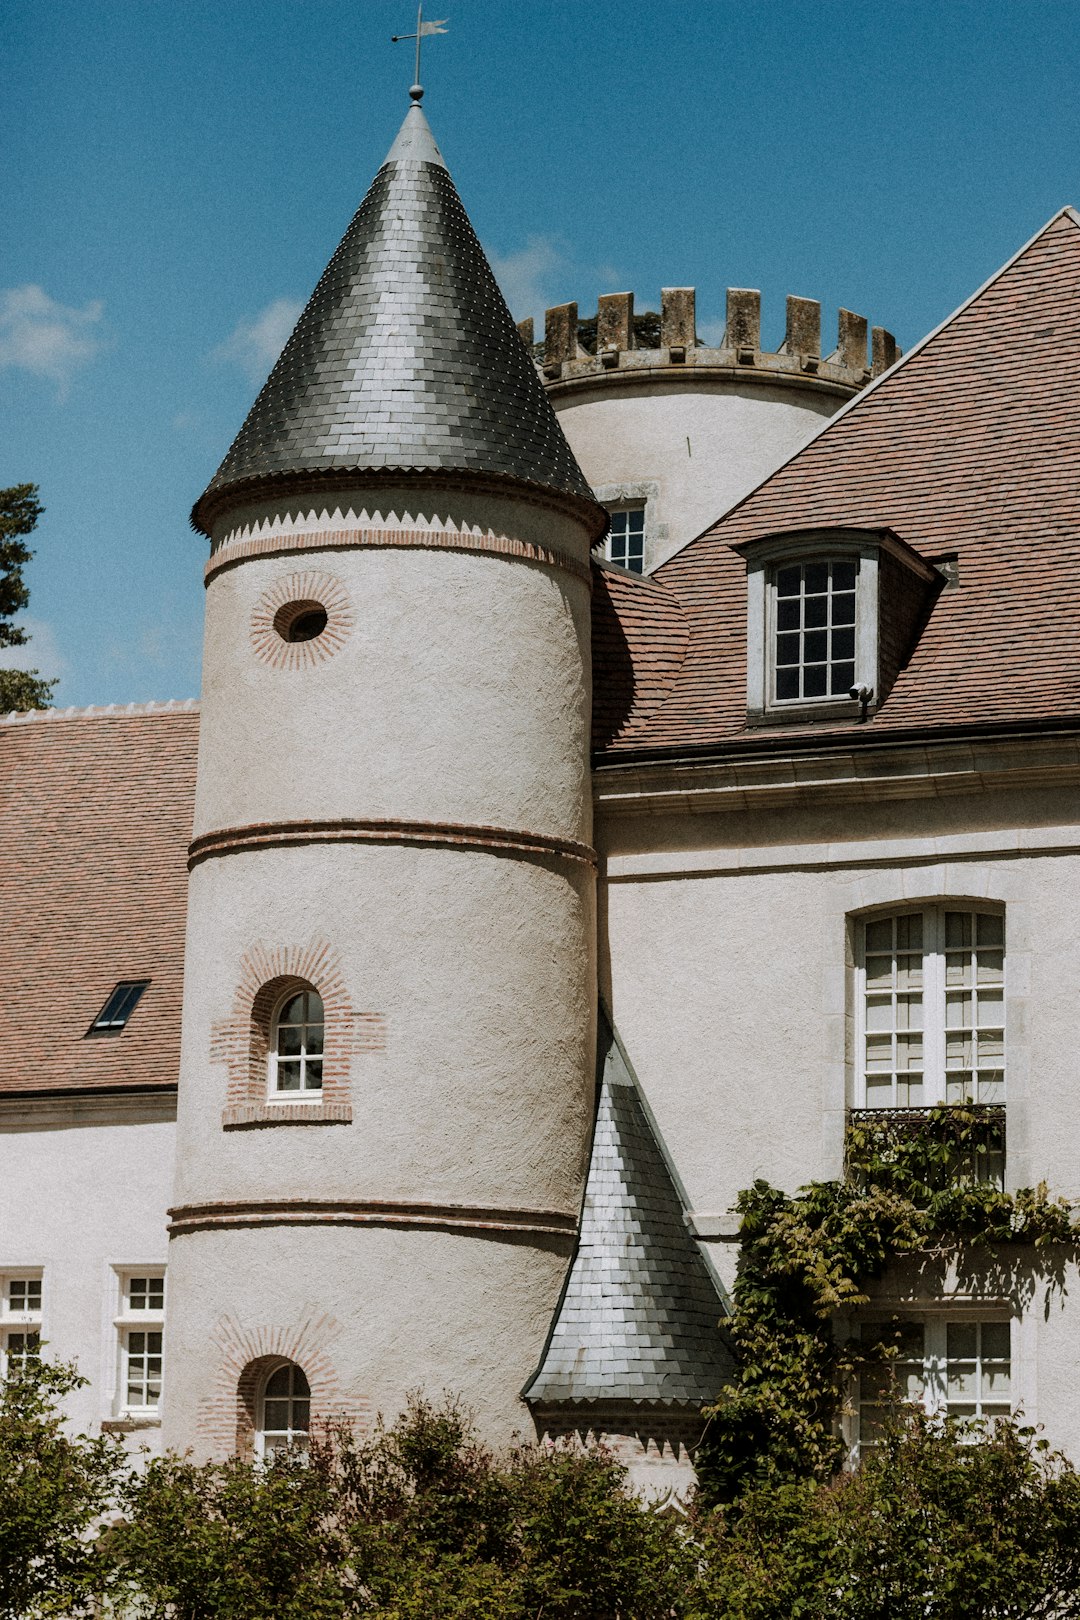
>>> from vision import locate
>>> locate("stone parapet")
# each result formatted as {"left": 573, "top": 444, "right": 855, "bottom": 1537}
{"left": 522, "top": 287, "right": 900, "bottom": 396}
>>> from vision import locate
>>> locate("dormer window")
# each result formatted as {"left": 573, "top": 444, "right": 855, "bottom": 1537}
{"left": 737, "top": 527, "right": 941, "bottom": 725}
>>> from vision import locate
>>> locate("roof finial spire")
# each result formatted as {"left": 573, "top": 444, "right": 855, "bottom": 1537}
{"left": 391, "top": 4, "right": 448, "bottom": 104}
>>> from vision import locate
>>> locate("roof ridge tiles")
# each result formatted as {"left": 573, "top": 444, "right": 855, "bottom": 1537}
{"left": 0, "top": 699, "right": 200, "bottom": 725}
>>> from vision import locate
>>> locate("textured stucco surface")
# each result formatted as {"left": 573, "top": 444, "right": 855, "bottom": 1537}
{"left": 162, "top": 1224, "right": 573, "bottom": 1457}
{"left": 195, "top": 495, "right": 593, "bottom": 845}
{"left": 554, "top": 380, "right": 839, "bottom": 570}
{"left": 174, "top": 843, "right": 595, "bottom": 1212}
{"left": 0, "top": 1105, "right": 174, "bottom": 1448}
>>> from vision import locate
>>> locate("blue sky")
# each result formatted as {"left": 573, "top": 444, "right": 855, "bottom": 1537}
{"left": 5, "top": 0, "right": 1080, "bottom": 707}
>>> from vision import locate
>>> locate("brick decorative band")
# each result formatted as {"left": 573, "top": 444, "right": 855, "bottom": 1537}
{"left": 204, "top": 525, "right": 593, "bottom": 587}
{"left": 168, "top": 1198, "right": 579, "bottom": 1240}
{"left": 189, "top": 818, "right": 597, "bottom": 871}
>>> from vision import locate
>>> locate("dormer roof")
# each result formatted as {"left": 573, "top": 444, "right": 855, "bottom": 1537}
{"left": 193, "top": 103, "right": 599, "bottom": 535}
{"left": 591, "top": 208, "right": 1080, "bottom": 756}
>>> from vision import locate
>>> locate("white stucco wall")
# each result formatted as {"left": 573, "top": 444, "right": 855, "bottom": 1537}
{"left": 598, "top": 775, "right": 1080, "bottom": 1454}
{"left": 0, "top": 1098, "right": 174, "bottom": 1450}
{"left": 168, "top": 479, "right": 597, "bottom": 1454}
{"left": 552, "top": 377, "right": 842, "bottom": 570}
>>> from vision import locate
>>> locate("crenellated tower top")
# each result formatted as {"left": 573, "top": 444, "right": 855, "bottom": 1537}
{"left": 519, "top": 287, "right": 899, "bottom": 396}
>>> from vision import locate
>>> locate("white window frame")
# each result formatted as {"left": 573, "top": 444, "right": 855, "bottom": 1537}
{"left": 853, "top": 1313, "right": 1013, "bottom": 1458}
{"left": 854, "top": 904, "right": 1006, "bottom": 1111}
{"left": 256, "top": 1361, "right": 311, "bottom": 1458}
{"left": 0, "top": 1270, "right": 43, "bottom": 1377}
{"left": 267, "top": 986, "right": 324, "bottom": 1103}
{"left": 115, "top": 1269, "right": 166, "bottom": 1416}
{"left": 742, "top": 531, "right": 880, "bottom": 722}
{"left": 604, "top": 505, "right": 647, "bottom": 574}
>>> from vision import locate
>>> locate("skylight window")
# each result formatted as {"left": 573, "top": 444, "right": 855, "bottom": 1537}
{"left": 87, "top": 981, "right": 150, "bottom": 1036}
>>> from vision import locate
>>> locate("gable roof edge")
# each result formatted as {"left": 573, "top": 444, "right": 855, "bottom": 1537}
{"left": 693, "top": 205, "right": 1080, "bottom": 548}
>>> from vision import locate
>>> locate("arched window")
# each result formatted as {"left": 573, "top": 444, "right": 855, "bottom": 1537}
{"left": 257, "top": 1361, "right": 311, "bottom": 1457}
{"left": 268, "top": 986, "right": 324, "bottom": 1099}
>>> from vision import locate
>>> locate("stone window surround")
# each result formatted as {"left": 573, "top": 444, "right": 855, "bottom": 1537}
{"left": 743, "top": 529, "right": 880, "bottom": 724}
{"left": 112, "top": 1266, "right": 166, "bottom": 1419}
{"left": 847, "top": 1309, "right": 1014, "bottom": 1461}
{"left": 829, "top": 871, "right": 1032, "bottom": 1189}
{"left": 853, "top": 902, "right": 1006, "bottom": 1112}
{"left": 592, "top": 481, "right": 664, "bottom": 575}
{"left": 0, "top": 1268, "right": 44, "bottom": 1378}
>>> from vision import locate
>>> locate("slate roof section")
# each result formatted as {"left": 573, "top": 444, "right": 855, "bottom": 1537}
{"left": 0, "top": 705, "right": 198, "bottom": 1095}
{"left": 194, "top": 103, "right": 599, "bottom": 534}
{"left": 592, "top": 208, "right": 1080, "bottom": 757}
{"left": 524, "top": 1012, "right": 732, "bottom": 1408}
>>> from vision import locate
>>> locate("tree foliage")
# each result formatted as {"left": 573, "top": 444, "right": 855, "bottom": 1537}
{"left": 0, "top": 482, "right": 55, "bottom": 711}
{"left": 8, "top": 1358, "right": 1080, "bottom": 1616}
{"left": 0, "top": 1360, "right": 125, "bottom": 1620}
{"left": 696, "top": 1413, "right": 1080, "bottom": 1619}
{"left": 698, "top": 1105, "right": 1079, "bottom": 1505}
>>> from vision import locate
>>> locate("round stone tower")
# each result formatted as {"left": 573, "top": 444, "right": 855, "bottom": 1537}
{"left": 163, "top": 99, "right": 606, "bottom": 1457}
{"left": 522, "top": 289, "right": 898, "bottom": 573}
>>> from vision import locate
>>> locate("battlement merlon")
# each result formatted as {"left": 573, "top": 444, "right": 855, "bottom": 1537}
{"left": 519, "top": 288, "right": 901, "bottom": 395}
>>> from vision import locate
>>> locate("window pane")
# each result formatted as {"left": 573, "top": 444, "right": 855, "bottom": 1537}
{"left": 865, "top": 919, "right": 893, "bottom": 953}
{"left": 776, "top": 633, "right": 800, "bottom": 667}
{"left": 775, "top": 667, "right": 799, "bottom": 701}
{"left": 830, "top": 661, "right": 855, "bottom": 695}
{"left": 804, "top": 630, "right": 828, "bottom": 664}
{"left": 804, "top": 562, "right": 829, "bottom": 594}
{"left": 832, "top": 560, "right": 857, "bottom": 591}
{"left": 948, "top": 1323, "right": 977, "bottom": 1360}
{"left": 804, "top": 594, "right": 828, "bottom": 628}
{"left": 982, "top": 1322, "right": 1010, "bottom": 1360}
{"left": 831, "top": 591, "right": 856, "bottom": 626}
{"left": 278, "top": 1026, "right": 302, "bottom": 1055}
{"left": 303, "top": 1061, "right": 323, "bottom": 1089}
{"left": 832, "top": 627, "right": 855, "bottom": 660}
{"left": 777, "top": 598, "right": 800, "bottom": 631}
{"left": 275, "top": 1062, "right": 302, "bottom": 1090}
{"left": 977, "top": 914, "right": 1005, "bottom": 947}
{"left": 776, "top": 566, "right": 801, "bottom": 596}
{"left": 804, "top": 664, "right": 827, "bottom": 697}
{"left": 265, "top": 1366, "right": 292, "bottom": 1398}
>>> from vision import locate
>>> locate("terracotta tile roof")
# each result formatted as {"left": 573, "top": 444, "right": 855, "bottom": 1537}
{"left": 0, "top": 704, "right": 198, "bottom": 1095}
{"left": 591, "top": 564, "right": 690, "bottom": 751}
{"left": 592, "top": 209, "right": 1080, "bottom": 757}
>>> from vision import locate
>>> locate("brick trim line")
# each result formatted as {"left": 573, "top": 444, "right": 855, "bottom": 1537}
{"left": 189, "top": 818, "right": 597, "bottom": 871}
{"left": 222, "top": 1100, "right": 353, "bottom": 1129}
{"left": 168, "top": 1198, "right": 580, "bottom": 1240}
{"left": 204, "top": 525, "right": 593, "bottom": 588}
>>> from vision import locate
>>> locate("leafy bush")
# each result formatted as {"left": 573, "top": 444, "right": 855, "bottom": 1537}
{"left": 0, "top": 1360, "right": 125, "bottom": 1619}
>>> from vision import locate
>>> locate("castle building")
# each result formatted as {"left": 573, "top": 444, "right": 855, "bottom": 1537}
{"left": 4, "top": 94, "right": 1080, "bottom": 1500}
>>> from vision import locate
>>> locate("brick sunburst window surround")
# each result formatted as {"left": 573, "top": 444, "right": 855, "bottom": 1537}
{"left": 249, "top": 570, "right": 355, "bottom": 670}
{"left": 211, "top": 941, "right": 385, "bottom": 1129}
{"left": 194, "top": 1311, "right": 371, "bottom": 1458}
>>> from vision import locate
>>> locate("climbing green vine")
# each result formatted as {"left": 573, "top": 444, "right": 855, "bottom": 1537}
{"left": 698, "top": 1105, "right": 1079, "bottom": 1507}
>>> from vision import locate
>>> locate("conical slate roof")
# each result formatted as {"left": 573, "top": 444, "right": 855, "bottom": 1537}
{"left": 193, "top": 102, "right": 597, "bottom": 534}
{"left": 524, "top": 1012, "right": 732, "bottom": 1409}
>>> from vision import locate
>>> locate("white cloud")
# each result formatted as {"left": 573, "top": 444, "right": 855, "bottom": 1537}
{"left": 488, "top": 234, "right": 568, "bottom": 327}
{"left": 0, "top": 617, "right": 67, "bottom": 685}
{"left": 212, "top": 297, "right": 303, "bottom": 382}
{"left": 0, "top": 285, "right": 104, "bottom": 391}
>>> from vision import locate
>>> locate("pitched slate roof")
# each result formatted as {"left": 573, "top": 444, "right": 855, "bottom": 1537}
{"left": 592, "top": 208, "right": 1080, "bottom": 757}
{"left": 194, "top": 102, "right": 598, "bottom": 534}
{"left": 524, "top": 1012, "right": 732, "bottom": 1409}
{"left": 0, "top": 705, "right": 198, "bottom": 1095}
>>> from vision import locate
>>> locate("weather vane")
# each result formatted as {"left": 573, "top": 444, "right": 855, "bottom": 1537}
{"left": 391, "top": 4, "right": 449, "bottom": 103}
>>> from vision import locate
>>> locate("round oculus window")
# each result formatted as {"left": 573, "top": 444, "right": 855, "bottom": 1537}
{"left": 273, "top": 600, "right": 328, "bottom": 644}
